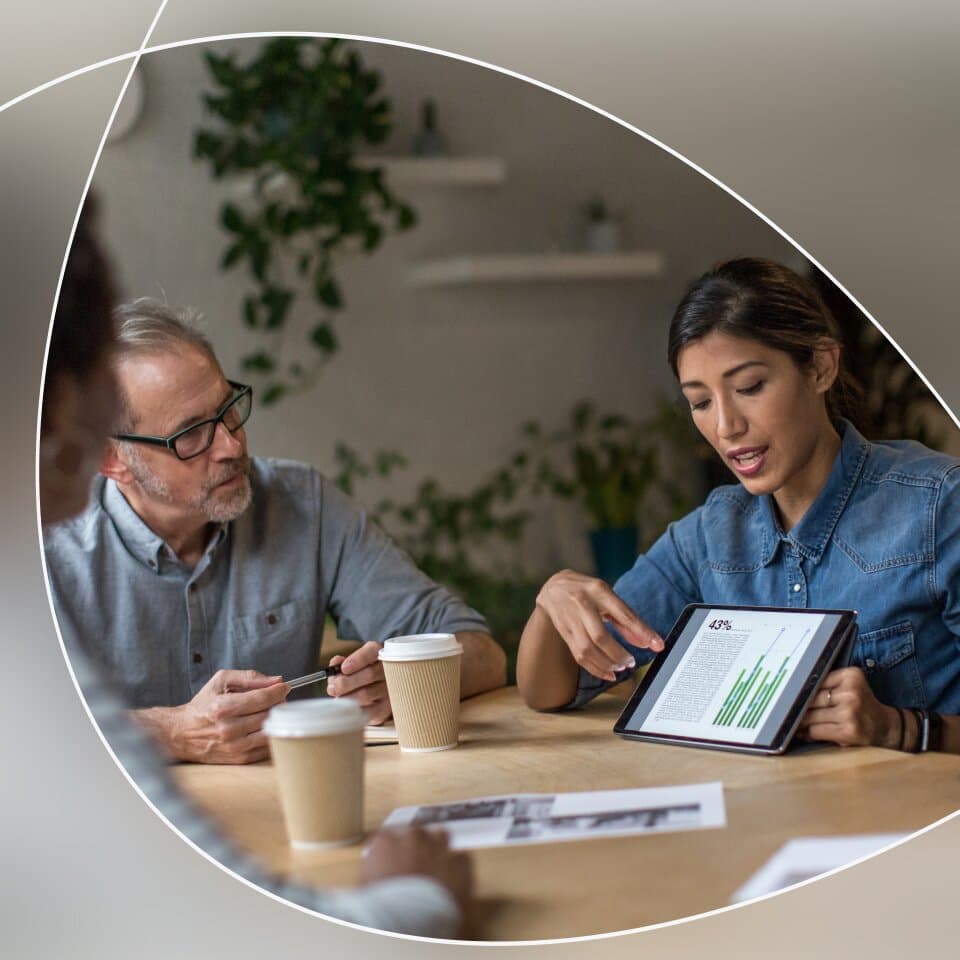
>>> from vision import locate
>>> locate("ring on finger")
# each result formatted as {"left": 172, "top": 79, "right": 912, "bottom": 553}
{"left": 826, "top": 688, "right": 833, "bottom": 706}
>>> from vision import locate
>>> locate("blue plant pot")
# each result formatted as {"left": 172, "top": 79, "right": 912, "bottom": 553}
{"left": 588, "top": 526, "right": 639, "bottom": 585}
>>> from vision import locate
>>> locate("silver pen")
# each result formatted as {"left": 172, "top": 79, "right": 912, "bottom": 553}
{"left": 285, "top": 665, "right": 343, "bottom": 691}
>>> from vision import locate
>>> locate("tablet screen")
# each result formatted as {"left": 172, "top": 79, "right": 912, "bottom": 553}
{"left": 618, "top": 606, "right": 851, "bottom": 749}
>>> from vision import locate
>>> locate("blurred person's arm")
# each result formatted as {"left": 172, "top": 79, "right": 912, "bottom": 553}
{"left": 358, "top": 827, "right": 472, "bottom": 935}
{"left": 75, "top": 641, "right": 469, "bottom": 937}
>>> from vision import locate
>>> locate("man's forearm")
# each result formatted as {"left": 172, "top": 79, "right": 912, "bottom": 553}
{"left": 455, "top": 631, "right": 506, "bottom": 699}
{"left": 131, "top": 705, "right": 183, "bottom": 760}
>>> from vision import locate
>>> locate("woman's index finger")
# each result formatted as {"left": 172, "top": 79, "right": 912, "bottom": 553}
{"left": 599, "top": 595, "right": 664, "bottom": 651}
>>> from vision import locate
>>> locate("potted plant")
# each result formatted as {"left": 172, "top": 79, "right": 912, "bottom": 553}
{"left": 584, "top": 195, "right": 621, "bottom": 253}
{"left": 521, "top": 401, "right": 650, "bottom": 582}
{"left": 524, "top": 399, "right": 699, "bottom": 583}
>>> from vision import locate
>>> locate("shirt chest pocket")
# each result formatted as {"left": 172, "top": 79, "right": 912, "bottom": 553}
{"left": 856, "top": 621, "right": 926, "bottom": 708}
{"left": 231, "top": 598, "right": 306, "bottom": 665}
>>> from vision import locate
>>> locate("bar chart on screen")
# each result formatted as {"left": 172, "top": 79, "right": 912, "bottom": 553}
{"left": 644, "top": 609, "right": 825, "bottom": 744}
{"left": 713, "top": 627, "right": 809, "bottom": 729}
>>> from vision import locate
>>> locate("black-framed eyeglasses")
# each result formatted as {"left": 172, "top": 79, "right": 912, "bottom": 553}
{"left": 113, "top": 381, "right": 253, "bottom": 461}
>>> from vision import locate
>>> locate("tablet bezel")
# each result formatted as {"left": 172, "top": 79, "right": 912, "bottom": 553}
{"left": 613, "top": 604, "right": 858, "bottom": 756}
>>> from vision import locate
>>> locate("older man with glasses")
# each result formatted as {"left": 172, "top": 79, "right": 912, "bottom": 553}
{"left": 44, "top": 299, "right": 505, "bottom": 765}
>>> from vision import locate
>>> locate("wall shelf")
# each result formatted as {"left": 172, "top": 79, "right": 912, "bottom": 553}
{"left": 359, "top": 155, "right": 506, "bottom": 186}
{"left": 408, "top": 251, "right": 666, "bottom": 287}
{"left": 228, "top": 155, "right": 506, "bottom": 199}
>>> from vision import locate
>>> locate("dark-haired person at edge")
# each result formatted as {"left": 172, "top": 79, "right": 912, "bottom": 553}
{"left": 517, "top": 257, "right": 960, "bottom": 754}
{"left": 39, "top": 197, "right": 472, "bottom": 937}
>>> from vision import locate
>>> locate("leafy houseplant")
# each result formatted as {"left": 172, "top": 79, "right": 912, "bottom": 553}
{"left": 529, "top": 401, "right": 655, "bottom": 528}
{"left": 193, "top": 38, "right": 417, "bottom": 405}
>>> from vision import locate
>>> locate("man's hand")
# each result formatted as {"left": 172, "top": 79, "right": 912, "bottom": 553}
{"left": 360, "top": 827, "right": 473, "bottom": 927}
{"left": 326, "top": 640, "right": 391, "bottom": 724}
{"left": 798, "top": 667, "right": 900, "bottom": 748}
{"left": 134, "top": 669, "right": 288, "bottom": 764}
{"left": 534, "top": 569, "right": 664, "bottom": 681}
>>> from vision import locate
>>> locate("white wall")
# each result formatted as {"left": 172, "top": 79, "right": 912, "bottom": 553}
{"left": 93, "top": 39, "right": 811, "bottom": 573}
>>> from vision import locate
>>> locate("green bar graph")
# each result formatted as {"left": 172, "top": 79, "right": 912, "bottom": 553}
{"left": 714, "top": 656, "right": 764, "bottom": 727}
{"left": 704, "top": 624, "right": 813, "bottom": 735}
{"left": 712, "top": 667, "right": 746, "bottom": 725}
{"left": 739, "top": 658, "right": 790, "bottom": 729}
{"left": 725, "top": 661, "right": 764, "bottom": 725}
{"left": 739, "top": 669, "right": 772, "bottom": 727}
{"left": 712, "top": 628, "right": 796, "bottom": 729}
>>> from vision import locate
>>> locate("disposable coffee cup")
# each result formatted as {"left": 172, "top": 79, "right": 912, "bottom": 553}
{"left": 379, "top": 633, "right": 463, "bottom": 753}
{"left": 263, "top": 698, "right": 366, "bottom": 849}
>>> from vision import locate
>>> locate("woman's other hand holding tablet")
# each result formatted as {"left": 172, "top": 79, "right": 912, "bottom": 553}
{"left": 517, "top": 569, "right": 663, "bottom": 711}
{"left": 799, "top": 667, "right": 902, "bottom": 749}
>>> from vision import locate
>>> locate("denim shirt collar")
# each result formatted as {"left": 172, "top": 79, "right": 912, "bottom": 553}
{"left": 101, "top": 477, "right": 226, "bottom": 573}
{"left": 760, "top": 419, "right": 870, "bottom": 566}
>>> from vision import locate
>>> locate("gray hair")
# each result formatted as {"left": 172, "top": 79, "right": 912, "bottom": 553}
{"left": 111, "top": 298, "right": 220, "bottom": 432}
{"left": 112, "top": 298, "right": 217, "bottom": 363}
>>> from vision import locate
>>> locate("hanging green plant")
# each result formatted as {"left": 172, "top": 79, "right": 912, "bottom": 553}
{"left": 193, "top": 37, "right": 417, "bottom": 404}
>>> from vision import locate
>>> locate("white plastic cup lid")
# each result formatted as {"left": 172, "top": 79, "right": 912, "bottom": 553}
{"left": 378, "top": 633, "right": 463, "bottom": 662}
{"left": 263, "top": 698, "right": 366, "bottom": 738}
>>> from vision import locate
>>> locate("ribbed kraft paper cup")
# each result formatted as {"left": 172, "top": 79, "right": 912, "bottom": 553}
{"left": 379, "top": 634, "right": 463, "bottom": 752}
{"left": 264, "top": 699, "right": 366, "bottom": 849}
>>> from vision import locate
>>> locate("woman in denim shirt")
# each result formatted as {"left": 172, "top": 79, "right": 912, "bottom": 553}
{"left": 517, "top": 257, "right": 960, "bottom": 753}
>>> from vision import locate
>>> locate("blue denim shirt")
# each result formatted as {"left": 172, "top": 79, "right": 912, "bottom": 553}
{"left": 573, "top": 421, "right": 960, "bottom": 713}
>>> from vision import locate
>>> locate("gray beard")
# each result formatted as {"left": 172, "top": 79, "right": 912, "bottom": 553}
{"left": 125, "top": 450, "right": 253, "bottom": 524}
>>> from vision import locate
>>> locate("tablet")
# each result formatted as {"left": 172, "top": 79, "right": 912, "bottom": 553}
{"left": 614, "top": 604, "right": 858, "bottom": 755}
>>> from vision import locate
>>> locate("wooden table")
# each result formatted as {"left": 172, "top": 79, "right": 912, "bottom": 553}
{"left": 173, "top": 687, "right": 960, "bottom": 940}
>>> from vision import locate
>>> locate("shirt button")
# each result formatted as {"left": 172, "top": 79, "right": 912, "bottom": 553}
{"left": 148, "top": 559, "right": 157, "bottom": 569}
{"left": 267, "top": 613, "right": 278, "bottom": 625}
{"left": 193, "top": 652, "right": 203, "bottom": 664}
{"left": 793, "top": 583, "right": 801, "bottom": 593}
{"left": 865, "top": 658, "right": 876, "bottom": 669}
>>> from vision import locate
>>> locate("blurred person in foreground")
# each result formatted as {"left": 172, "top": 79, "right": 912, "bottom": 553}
{"left": 38, "top": 196, "right": 472, "bottom": 938}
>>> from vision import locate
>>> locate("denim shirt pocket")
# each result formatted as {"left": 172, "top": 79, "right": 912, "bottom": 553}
{"left": 231, "top": 598, "right": 306, "bottom": 663}
{"left": 856, "top": 621, "right": 926, "bottom": 708}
